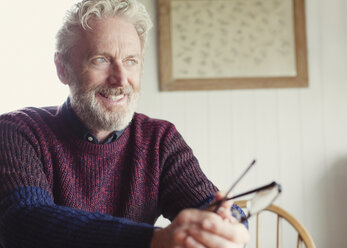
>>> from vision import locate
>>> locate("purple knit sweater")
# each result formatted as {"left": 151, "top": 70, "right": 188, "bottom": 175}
{"left": 0, "top": 105, "right": 218, "bottom": 247}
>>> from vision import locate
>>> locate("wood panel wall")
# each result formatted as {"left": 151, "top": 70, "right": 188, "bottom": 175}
{"left": 139, "top": 0, "right": 347, "bottom": 247}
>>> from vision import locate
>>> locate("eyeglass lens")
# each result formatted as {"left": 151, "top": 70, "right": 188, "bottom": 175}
{"left": 233, "top": 184, "right": 281, "bottom": 222}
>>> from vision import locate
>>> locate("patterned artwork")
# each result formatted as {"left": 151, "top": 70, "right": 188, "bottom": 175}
{"left": 171, "top": 0, "right": 297, "bottom": 79}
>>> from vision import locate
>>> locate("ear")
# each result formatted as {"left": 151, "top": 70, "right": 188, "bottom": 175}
{"left": 54, "top": 52, "right": 70, "bottom": 85}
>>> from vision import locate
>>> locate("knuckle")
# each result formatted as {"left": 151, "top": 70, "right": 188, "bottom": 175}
{"left": 176, "top": 209, "right": 192, "bottom": 224}
{"left": 207, "top": 215, "right": 222, "bottom": 228}
{"left": 172, "top": 229, "right": 185, "bottom": 243}
{"left": 202, "top": 219, "right": 216, "bottom": 231}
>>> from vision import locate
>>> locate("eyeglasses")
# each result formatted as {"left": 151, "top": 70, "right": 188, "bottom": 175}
{"left": 208, "top": 160, "right": 282, "bottom": 222}
{"left": 228, "top": 181, "right": 281, "bottom": 222}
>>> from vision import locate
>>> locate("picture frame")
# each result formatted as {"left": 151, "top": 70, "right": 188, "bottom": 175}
{"left": 157, "top": 0, "right": 308, "bottom": 91}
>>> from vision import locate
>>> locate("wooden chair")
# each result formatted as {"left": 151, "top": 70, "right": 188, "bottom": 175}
{"left": 235, "top": 200, "right": 316, "bottom": 248}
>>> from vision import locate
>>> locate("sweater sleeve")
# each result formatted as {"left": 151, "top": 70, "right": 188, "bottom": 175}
{"left": 0, "top": 187, "right": 154, "bottom": 248}
{"left": 157, "top": 125, "right": 218, "bottom": 220}
{"left": 0, "top": 117, "right": 154, "bottom": 248}
{"left": 157, "top": 124, "right": 248, "bottom": 228}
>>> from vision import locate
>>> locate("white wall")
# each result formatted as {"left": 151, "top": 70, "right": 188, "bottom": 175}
{"left": 0, "top": 0, "right": 346, "bottom": 247}
{"left": 140, "top": 0, "right": 347, "bottom": 247}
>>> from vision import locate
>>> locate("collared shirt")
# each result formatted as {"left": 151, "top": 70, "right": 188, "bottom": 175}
{"left": 61, "top": 98, "right": 124, "bottom": 144}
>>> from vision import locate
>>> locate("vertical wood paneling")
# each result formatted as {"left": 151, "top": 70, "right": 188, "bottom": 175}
{"left": 182, "top": 92, "right": 210, "bottom": 174}
{"left": 254, "top": 90, "right": 281, "bottom": 185}
{"left": 253, "top": 90, "right": 282, "bottom": 248}
{"left": 206, "top": 91, "right": 233, "bottom": 190}
{"left": 141, "top": 0, "right": 347, "bottom": 247}
{"left": 277, "top": 90, "right": 304, "bottom": 212}
{"left": 277, "top": 89, "right": 304, "bottom": 248}
{"left": 320, "top": 0, "right": 347, "bottom": 247}
{"left": 159, "top": 92, "right": 187, "bottom": 134}
{"left": 230, "top": 91, "right": 257, "bottom": 192}
{"left": 137, "top": 52, "right": 162, "bottom": 118}
{"left": 299, "top": 0, "right": 328, "bottom": 246}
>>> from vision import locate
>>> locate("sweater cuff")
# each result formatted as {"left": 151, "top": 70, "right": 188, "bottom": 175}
{"left": 198, "top": 194, "right": 249, "bottom": 229}
{"left": 0, "top": 187, "right": 155, "bottom": 248}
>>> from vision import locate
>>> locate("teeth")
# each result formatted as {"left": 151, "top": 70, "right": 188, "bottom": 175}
{"left": 109, "top": 94, "right": 124, "bottom": 101}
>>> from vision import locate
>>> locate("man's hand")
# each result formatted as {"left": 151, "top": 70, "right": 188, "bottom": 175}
{"left": 150, "top": 192, "right": 249, "bottom": 248}
{"left": 206, "top": 191, "right": 235, "bottom": 221}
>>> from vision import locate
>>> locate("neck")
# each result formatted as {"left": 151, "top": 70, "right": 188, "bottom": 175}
{"left": 92, "top": 129, "right": 113, "bottom": 143}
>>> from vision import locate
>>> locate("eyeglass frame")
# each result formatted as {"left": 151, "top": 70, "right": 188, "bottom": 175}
{"left": 208, "top": 181, "right": 282, "bottom": 222}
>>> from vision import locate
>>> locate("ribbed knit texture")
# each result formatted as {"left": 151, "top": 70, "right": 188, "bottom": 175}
{"left": 0, "top": 106, "right": 218, "bottom": 247}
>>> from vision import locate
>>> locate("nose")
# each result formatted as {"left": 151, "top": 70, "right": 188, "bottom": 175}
{"left": 108, "top": 62, "right": 127, "bottom": 87}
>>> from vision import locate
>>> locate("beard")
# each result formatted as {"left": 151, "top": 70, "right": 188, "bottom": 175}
{"left": 69, "top": 81, "right": 140, "bottom": 132}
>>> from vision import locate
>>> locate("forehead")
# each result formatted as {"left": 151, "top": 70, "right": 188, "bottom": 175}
{"left": 79, "top": 16, "right": 142, "bottom": 55}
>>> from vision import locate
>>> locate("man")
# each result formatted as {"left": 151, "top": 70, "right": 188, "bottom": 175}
{"left": 0, "top": 0, "right": 249, "bottom": 247}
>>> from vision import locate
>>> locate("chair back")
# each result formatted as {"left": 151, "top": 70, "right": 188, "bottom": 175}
{"left": 235, "top": 200, "right": 316, "bottom": 248}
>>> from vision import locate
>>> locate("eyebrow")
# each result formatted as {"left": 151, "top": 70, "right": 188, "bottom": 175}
{"left": 86, "top": 51, "right": 111, "bottom": 59}
{"left": 87, "top": 51, "right": 142, "bottom": 60}
{"left": 124, "top": 54, "right": 142, "bottom": 60}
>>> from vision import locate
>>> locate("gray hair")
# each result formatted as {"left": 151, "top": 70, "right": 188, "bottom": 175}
{"left": 56, "top": 0, "right": 153, "bottom": 62}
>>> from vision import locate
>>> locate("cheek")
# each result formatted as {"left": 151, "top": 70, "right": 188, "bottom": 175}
{"left": 129, "top": 74, "right": 141, "bottom": 91}
{"left": 128, "top": 67, "right": 142, "bottom": 89}
{"left": 82, "top": 69, "right": 110, "bottom": 87}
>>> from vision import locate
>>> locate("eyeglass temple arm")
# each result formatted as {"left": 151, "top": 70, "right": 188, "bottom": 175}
{"left": 229, "top": 181, "right": 281, "bottom": 201}
{"left": 213, "top": 160, "right": 256, "bottom": 212}
{"left": 209, "top": 181, "right": 281, "bottom": 208}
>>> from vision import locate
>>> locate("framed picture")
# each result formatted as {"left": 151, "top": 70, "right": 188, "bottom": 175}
{"left": 157, "top": 0, "right": 308, "bottom": 91}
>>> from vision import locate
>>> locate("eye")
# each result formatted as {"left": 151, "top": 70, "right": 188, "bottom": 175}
{"left": 124, "top": 58, "right": 139, "bottom": 66}
{"left": 91, "top": 57, "right": 109, "bottom": 65}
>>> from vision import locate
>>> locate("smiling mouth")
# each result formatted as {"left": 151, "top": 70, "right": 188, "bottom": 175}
{"left": 99, "top": 92, "right": 125, "bottom": 101}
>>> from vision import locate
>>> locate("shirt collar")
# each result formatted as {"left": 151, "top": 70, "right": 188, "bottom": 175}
{"left": 61, "top": 98, "right": 124, "bottom": 144}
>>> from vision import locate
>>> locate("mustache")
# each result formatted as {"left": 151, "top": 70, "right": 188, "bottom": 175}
{"left": 95, "top": 85, "right": 133, "bottom": 96}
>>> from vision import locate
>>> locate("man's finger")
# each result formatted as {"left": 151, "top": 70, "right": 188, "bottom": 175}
{"left": 188, "top": 225, "right": 242, "bottom": 248}
{"left": 201, "top": 218, "right": 250, "bottom": 244}
{"left": 174, "top": 208, "right": 222, "bottom": 225}
{"left": 185, "top": 236, "right": 206, "bottom": 248}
